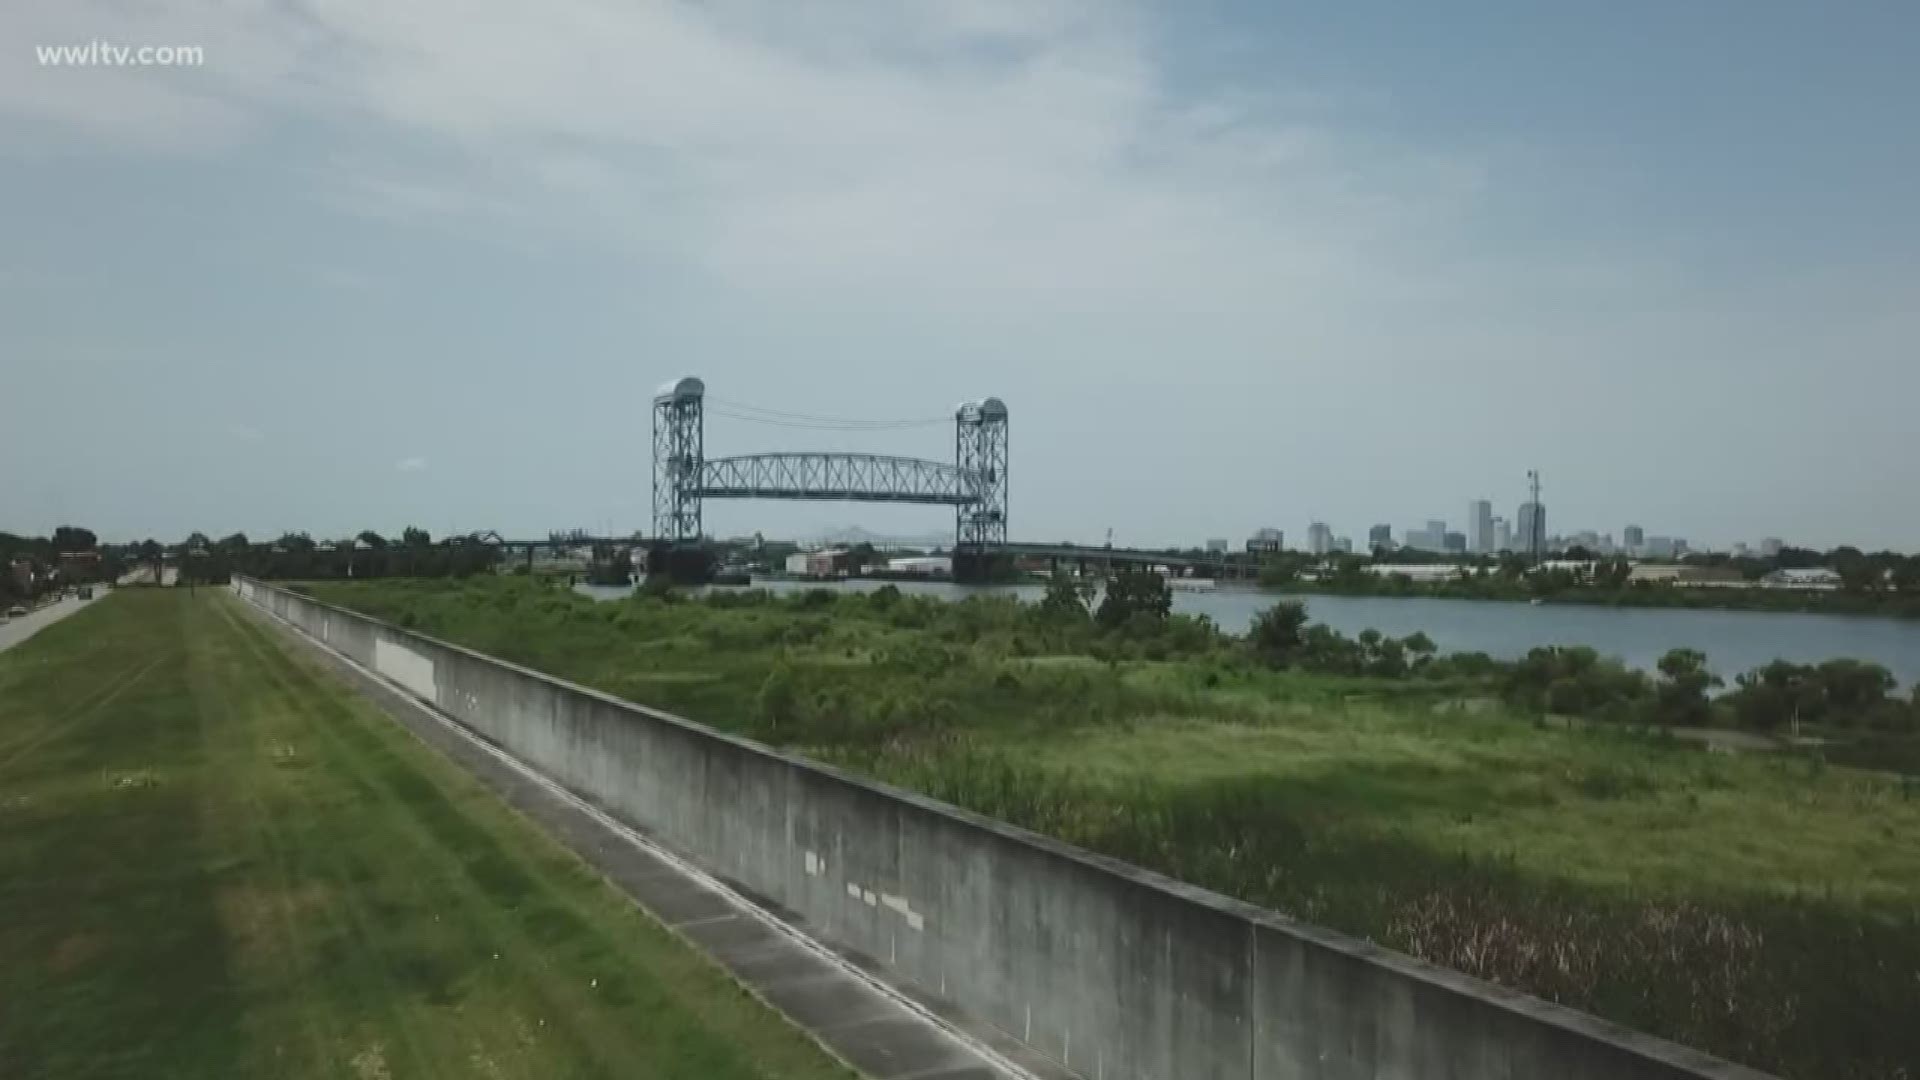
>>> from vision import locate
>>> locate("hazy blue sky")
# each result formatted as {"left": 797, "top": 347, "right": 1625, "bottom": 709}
{"left": 4, "top": 1, "right": 1915, "bottom": 550}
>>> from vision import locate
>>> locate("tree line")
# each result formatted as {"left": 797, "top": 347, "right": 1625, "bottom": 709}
{"left": 1, "top": 526, "right": 129, "bottom": 603}
{"left": 172, "top": 529, "right": 499, "bottom": 583}
{"left": 4, "top": 523, "right": 515, "bottom": 597}
{"left": 1058, "top": 566, "right": 1919, "bottom": 738}
{"left": 1248, "top": 544, "right": 1920, "bottom": 616}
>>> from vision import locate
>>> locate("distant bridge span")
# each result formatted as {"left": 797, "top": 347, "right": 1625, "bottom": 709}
{"left": 652, "top": 378, "right": 1009, "bottom": 565}
{"left": 693, "top": 452, "right": 977, "bottom": 506}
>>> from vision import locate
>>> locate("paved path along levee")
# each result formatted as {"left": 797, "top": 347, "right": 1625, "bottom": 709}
{"left": 0, "top": 591, "right": 105, "bottom": 654}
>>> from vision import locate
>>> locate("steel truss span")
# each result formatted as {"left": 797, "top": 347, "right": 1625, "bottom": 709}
{"left": 695, "top": 453, "right": 976, "bottom": 504}
{"left": 651, "top": 377, "right": 1006, "bottom": 552}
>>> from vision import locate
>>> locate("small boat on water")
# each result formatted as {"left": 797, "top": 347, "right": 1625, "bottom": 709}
{"left": 1169, "top": 578, "right": 1219, "bottom": 592}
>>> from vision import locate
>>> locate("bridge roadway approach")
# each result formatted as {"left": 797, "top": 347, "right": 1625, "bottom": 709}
{"left": 484, "top": 536, "right": 1261, "bottom": 580}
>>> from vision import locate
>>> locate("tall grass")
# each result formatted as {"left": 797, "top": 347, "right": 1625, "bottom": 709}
{"left": 845, "top": 748, "right": 1917, "bottom": 1079}
{"left": 306, "top": 577, "right": 1920, "bottom": 1078}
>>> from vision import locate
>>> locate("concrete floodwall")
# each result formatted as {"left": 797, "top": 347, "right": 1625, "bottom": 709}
{"left": 231, "top": 577, "right": 1770, "bottom": 1080}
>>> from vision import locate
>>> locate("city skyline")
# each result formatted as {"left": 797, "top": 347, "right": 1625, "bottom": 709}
{"left": 1276, "top": 486, "right": 1818, "bottom": 558}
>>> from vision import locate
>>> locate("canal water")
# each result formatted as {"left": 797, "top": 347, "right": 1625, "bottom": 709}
{"left": 575, "top": 578, "right": 1920, "bottom": 686}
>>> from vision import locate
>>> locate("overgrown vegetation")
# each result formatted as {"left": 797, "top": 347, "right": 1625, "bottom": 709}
{"left": 305, "top": 574, "right": 1920, "bottom": 1079}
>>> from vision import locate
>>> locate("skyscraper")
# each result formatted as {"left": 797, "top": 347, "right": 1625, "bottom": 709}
{"left": 1517, "top": 501, "right": 1546, "bottom": 561}
{"left": 1624, "top": 524, "right": 1644, "bottom": 551}
{"left": 1368, "top": 523, "right": 1393, "bottom": 550}
{"left": 1307, "top": 521, "right": 1333, "bottom": 555}
{"left": 1467, "top": 500, "right": 1493, "bottom": 554}
{"left": 1493, "top": 517, "right": 1511, "bottom": 552}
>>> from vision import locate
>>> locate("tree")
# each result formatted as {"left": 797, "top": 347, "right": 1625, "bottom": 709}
{"left": 1401, "top": 631, "right": 1436, "bottom": 671}
{"left": 51, "top": 526, "right": 97, "bottom": 552}
{"left": 1249, "top": 601, "right": 1310, "bottom": 667}
{"left": 1327, "top": 555, "right": 1369, "bottom": 588}
{"left": 1812, "top": 659, "right": 1895, "bottom": 726}
{"left": 1729, "top": 660, "right": 1817, "bottom": 732}
{"left": 401, "top": 526, "right": 432, "bottom": 548}
{"left": 1366, "top": 635, "right": 1408, "bottom": 678}
{"left": 1595, "top": 558, "right": 1633, "bottom": 589}
{"left": 1894, "top": 555, "right": 1920, "bottom": 596}
{"left": 276, "top": 532, "right": 316, "bottom": 552}
{"left": 1038, "top": 568, "right": 1093, "bottom": 622}
{"left": 1298, "top": 623, "right": 1364, "bottom": 675}
{"left": 1504, "top": 646, "right": 1651, "bottom": 718}
{"left": 217, "top": 532, "right": 250, "bottom": 553}
{"left": 1832, "top": 549, "right": 1881, "bottom": 594}
{"left": 357, "top": 530, "right": 388, "bottom": 550}
{"left": 184, "top": 531, "right": 212, "bottom": 552}
{"left": 1257, "top": 552, "right": 1311, "bottom": 588}
{"left": 1096, "top": 566, "right": 1171, "bottom": 630}
{"left": 1654, "top": 648, "right": 1721, "bottom": 727}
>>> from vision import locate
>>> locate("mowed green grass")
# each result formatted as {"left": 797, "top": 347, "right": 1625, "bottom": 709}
{"left": 0, "top": 590, "right": 851, "bottom": 1080}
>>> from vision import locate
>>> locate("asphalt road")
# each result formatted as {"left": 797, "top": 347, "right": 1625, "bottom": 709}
{"left": 0, "top": 589, "right": 104, "bottom": 654}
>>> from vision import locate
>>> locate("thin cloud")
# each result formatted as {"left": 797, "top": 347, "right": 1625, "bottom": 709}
{"left": 395, "top": 456, "right": 427, "bottom": 472}
{"left": 0, "top": 0, "right": 1489, "bottom": 317}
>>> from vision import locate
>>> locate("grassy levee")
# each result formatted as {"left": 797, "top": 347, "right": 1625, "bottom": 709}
{"left": 0, "top": 588, "right": 852, "bottom": 1080}
{"left": 301, "top": 576, "right": 1920, "bottom": 1079}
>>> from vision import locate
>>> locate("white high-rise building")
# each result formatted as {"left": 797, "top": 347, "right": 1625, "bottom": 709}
{"left": 1493, "top": 517, "right": 1512, "bottom": 552}
{"left": 1467, "top": 500, "right": 1494, "bottom": 554}
{"left": 1517, "top": 501, "right": 1546, "bottom": 560}
{"left": 1307, "top": 521, "right": 1333, "bottom": 555}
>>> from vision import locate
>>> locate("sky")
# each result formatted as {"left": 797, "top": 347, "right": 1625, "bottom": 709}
{"left": 3, "top": 0, "right": 1916, "bottom": 551}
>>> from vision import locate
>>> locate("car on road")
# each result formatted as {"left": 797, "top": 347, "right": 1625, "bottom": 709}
{"left": 5, "top": 605, "right": 26, "bottom": 619}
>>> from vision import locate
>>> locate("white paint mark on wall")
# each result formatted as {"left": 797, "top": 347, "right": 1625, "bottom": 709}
{"left": 880, "top": 893, "right": 925, "bottom": 932}
{"left": 861, "top": 889, "right": 878, "bottom": 907}
{"left": 804, "top": 850, "right": 824, "bottom": 877}
{"left": 374, "top": 638, "right": 438, "bottom": 702}
{"left": 846, "top": 882, "right": 863, "bottom": 900}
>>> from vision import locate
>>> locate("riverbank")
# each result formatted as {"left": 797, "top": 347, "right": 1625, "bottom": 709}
{"left": 580, "top": 574, "right": 1920, "bottom": 686}
{"left": 1261, "top": 574, "right": 1920, "bottom": 618}
{"left": 309, "top": 576, "right": 1918, "bottom": 1079}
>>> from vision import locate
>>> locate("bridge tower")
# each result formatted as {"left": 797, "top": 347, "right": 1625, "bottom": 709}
{"left": 953, "top": 397, "right": 1008, "bottom": 580}
{"left": 652, "top": 376, "right": 705, "bottom": 542}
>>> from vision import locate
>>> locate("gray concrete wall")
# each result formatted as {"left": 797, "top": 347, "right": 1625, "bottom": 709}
{"left": 231, "top": 577, "right": 1772, "bottom": 1080}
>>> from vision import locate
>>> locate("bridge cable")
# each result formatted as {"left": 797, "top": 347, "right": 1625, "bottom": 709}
{"left": 706, "top": 398, "right": 948, "bottom": 430}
